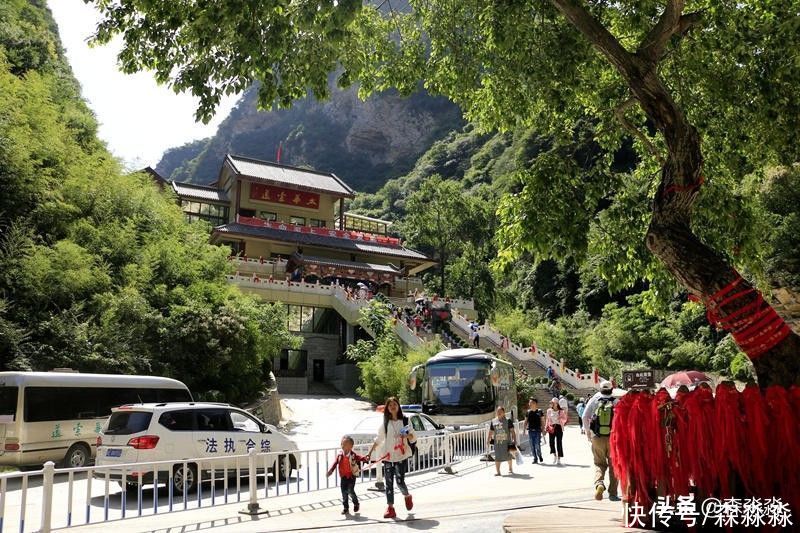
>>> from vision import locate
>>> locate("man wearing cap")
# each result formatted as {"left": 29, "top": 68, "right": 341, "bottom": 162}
{"left": 581, "top": 380, "right": 619, "bottom": 501}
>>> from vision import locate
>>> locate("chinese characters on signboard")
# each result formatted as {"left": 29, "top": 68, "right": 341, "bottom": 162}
{"left": 622, "top": 370, "right": 655, "bottom": 389}
{"left": 250, "top": 183, "right": 320, "bottom": 210}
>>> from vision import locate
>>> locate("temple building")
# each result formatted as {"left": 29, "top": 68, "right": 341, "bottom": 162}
{"left": 156, "top": 155, "right": 459, "bottom": 394}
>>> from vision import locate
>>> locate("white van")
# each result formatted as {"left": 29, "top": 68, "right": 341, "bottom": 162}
{"left": 0, "top": 372, "right": 192, "bottom": 469}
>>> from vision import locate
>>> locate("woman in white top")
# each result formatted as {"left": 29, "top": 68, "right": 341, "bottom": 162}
{"left": 368, "top": 397, "right": 417, "bottom": 519}
{"left": 546, "top": 397, "right": 568, "bottom": 464}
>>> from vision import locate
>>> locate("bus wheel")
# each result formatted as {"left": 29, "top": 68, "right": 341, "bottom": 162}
{"left": 64, "top": 443, "right": 91, "bottom": 468}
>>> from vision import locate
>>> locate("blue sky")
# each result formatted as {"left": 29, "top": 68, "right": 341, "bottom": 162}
{"left": 49, "top": 0, "right": 237, "bottom": 169}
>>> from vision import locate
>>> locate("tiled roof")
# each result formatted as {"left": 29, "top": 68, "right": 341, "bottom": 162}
{"left": 227, "top": 154, "right": 355, "bottom": 197}
{"left": 294, "top": 253, "right": 401, "bottom": 274}
{"left": 172, "top": 181, "right": 228, "bottom": 203}
{"left": 213, "top": 223, "right": 430, "bottom": 261}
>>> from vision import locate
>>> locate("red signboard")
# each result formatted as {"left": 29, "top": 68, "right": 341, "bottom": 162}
{"left": 249, "top": 183, "right": 320, "bottom": 210}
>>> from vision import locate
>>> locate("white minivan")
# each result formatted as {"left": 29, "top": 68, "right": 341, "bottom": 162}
{"left": 0, "top": 372, "right": 192, "bottom": 469}
{"left": 96, "top": 403, "right": 300, "bottom": 493}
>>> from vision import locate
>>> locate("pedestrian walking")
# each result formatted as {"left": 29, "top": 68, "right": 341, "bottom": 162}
{"left": 546, "top": 397, "right": 567, "bottom": 465}
{"left": 523, "top": 398, "right": 545, "bottom": 464}
{"left": 582, "top": 380, "right": 619, "bottom": 501}
{"left": 576, "top": 398, "right": 586, "bottom": 435}
{"left": 488, "top": 406, "right": 517, "bottom": 476}
{"left": 546, "top": 366, "right": 554, "bottom": 380}
{"left": 367, "top": 397, "right": 416, "bottom": 519}
{"left": 327, "top": 435, "right": 369, "bottom": 515}
{"left": 472, "top": 331, "right": 480, "bottom": 348}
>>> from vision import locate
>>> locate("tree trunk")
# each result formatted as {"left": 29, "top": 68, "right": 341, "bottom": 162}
{"left": 550, "top": 0, "right": 800, "bottom": 387}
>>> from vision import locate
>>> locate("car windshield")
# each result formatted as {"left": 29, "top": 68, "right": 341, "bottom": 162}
{"left": 424, "top": 362, "right": 494, "bottom": 407}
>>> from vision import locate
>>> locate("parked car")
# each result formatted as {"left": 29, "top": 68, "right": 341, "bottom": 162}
{"left": 95, "top": 403, "right": 300, "bottom": 494}
{"left": 348, "top": 412, "right": 449, "bottom": 459}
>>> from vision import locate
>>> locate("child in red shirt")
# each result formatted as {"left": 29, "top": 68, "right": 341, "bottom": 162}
{"left": 327, "top": 435, "right": 368, "bottom": 514}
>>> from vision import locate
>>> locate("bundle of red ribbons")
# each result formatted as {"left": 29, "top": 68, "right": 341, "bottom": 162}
{"left": 610, "top": 384, "right": 800, "bottom": 527}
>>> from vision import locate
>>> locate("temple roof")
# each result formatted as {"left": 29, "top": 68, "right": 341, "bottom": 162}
{"left": 213, "top": 222, "right": 430, "bottom": 261}
{"left": 226, "top": 154, "right": 355, "bottom": 198}
{"left": 172, "top": 181, "right": 229, "bottom": 203}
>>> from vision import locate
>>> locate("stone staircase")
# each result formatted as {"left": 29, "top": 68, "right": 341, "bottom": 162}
{"left": 445, "top": 320, "right": 583, "bottom": 426}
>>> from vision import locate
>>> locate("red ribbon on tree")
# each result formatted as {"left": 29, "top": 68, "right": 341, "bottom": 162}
{"left": 689, "top": 274, "right": 791, "bottom": 359}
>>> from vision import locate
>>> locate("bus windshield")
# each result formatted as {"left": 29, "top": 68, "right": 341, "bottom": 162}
{"left": 424, "top": 362, "right": 494, "bottom": 407}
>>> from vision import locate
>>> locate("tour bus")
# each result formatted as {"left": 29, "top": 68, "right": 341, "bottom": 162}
{"left": 408, "top": 348, "right": 516, "bottom": 427}
{"left": 0, "top": 371, "right": 193, "bottom": 469}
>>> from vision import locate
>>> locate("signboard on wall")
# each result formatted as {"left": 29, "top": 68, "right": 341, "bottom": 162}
{"left": 250, "top": 183, "right": 320, "bottom": 210}
{"left": 622, "top": 369, "right": 655, "bottom": 390}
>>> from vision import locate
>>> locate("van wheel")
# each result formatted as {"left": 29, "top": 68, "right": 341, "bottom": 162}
{"left": 64, "top": 443, "right": 91, "bottom": 468}
{"left": 172, "top": 463, "right": 197, "bottom": 495}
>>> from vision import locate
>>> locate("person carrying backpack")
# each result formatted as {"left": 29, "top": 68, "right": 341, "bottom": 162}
{"left": 581, "top": 380, "right": 619, "bottom": 501}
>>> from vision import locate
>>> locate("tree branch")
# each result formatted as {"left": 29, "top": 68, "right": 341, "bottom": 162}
{"left": 638, "top": 0, "right": 684, "bottom": 63}
{"left": 614, "top": 98, "right": 665, "bottom": 165}
{"left": 549, "top": 0, "right": 635, "bottom": 77}
{"left": 638, "top": 2, "right": 703, "bottom": 65}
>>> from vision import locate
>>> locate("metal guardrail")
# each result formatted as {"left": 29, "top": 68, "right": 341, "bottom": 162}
{"left": 0, "top": 427, "right": 489, "bottom": 532}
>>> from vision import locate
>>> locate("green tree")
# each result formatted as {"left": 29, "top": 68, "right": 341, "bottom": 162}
{"left": 0, "top": 1, "right": 300, "bottom": 403}
{"left": 87, "top": 0, "right": 800, "bottom": 385}
{"left": 403, "top": 176, "right": 489, "bottom": 297}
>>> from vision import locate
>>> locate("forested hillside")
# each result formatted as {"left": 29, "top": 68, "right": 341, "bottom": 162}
{"left": 156, "top": 83, "right": 462, "bottom": 192}
{"left": 349, "top": 123, "right": 800, "bottom": 382}
{"left": 0, "top": 0, "right": 297, "bottom": 402}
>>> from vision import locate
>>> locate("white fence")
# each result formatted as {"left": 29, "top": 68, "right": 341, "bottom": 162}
{"left": 0, "top": 427, "right": 489, "bottom": 532}
{"left": 451, "top": 313, "right": 605, "bottom": 390}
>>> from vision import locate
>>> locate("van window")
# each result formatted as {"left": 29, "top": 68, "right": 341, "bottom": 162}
{"left": 105, "top": 412, "right": 153, "bottom": 435}
{"left": 159, "top": 410, "right": 194, "bottom": 431}
{"left": 0, "top": 387, "right": 18, "bottom": 422}
{"left": 24, "top": 386, "right": 193, "bottom": 422}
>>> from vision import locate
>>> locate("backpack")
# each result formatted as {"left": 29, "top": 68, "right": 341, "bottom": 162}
{"left": 590, "top": 397, "right": 614, "bottom": 436}
{"left": 384, "top": 416, "right": 418, "bottom": 456}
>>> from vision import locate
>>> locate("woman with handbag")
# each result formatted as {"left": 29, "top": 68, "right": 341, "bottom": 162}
{"left": 487, "top": 406, "right": 516, "bottom": 476}
{"left": 367, "top": 397, "right": 416, "bottom": 519}
{"left": 546, "top": 397, "right": 568, "bottom": 465}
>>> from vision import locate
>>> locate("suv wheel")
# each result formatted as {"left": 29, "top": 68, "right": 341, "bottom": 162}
{"left": 271, "top": 455, "right": 291, "bottom": 481}
{"left": 64, "top": 443, "right": 91, "bottom": 468}
{"left": 172, "top": 463, "right": 197, "bottom": 495}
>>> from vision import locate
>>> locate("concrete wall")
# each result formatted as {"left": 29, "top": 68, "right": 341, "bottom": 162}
{"left": 331, "top": 362, "right": 361, "bottom": 396}
{"left": 299, "top": 333, "right": 341, "bottom": 382}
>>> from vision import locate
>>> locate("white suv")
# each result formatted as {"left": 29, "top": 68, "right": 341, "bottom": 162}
{"left": 95, "top": 403, "right": 300, "bottom": 494}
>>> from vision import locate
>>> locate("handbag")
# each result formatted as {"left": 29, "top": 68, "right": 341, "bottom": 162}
{"left": 546, "top": 426, "right": 554, "bottom": 434}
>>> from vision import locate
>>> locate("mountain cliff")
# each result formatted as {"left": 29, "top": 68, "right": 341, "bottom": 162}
{"left": 156, "top": 84, "right": 463, "bottom": 192}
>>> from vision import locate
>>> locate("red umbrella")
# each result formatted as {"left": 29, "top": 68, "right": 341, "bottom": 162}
{"left": 660, "top": 370, "right": 711, "bottom": 389}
